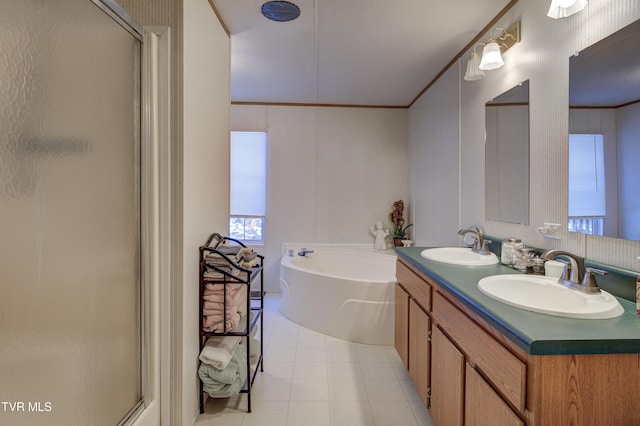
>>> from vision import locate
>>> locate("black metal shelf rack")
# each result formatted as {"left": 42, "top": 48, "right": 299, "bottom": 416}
{"left": 198, "top": 233, "right": 264, "bottom": 414}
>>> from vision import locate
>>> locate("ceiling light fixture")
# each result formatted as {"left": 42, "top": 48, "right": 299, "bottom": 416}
{"left": 464, "top": 21, "right": 521, "bottom": 81}
{"left": 261, "top": 1, "right": 300, "bottom": 22}
{"left": 547, "top": 0, "right": 587, "bottom": 19}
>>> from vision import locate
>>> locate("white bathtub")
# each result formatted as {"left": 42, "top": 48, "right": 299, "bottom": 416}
{"left": 279, "top": 247, "right": 396, "bottom": 345}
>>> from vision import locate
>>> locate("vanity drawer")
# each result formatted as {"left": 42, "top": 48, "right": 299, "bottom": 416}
{"left": 433, "top": 292, "right": 526, "bottom": 413}
{"left": 396, "top": 260, "right": 431, "bottom": 311}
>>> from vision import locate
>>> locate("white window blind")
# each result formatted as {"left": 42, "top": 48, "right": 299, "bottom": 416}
{"left": 568, "top": 134, "right": 606, "bottom": 218}
{"left": 230, "top": 131, "right": 267, "bottom": 216}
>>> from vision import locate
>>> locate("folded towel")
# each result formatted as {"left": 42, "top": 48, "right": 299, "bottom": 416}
{"left": 203, "top": 307, "right": 234, "bottom": 317}
{"left": 235, "top": 286, "right": 248, "bottom": 316}
{"left": 203, "top": 285, "right": 239, "bottom": 304}
{"left": 201, "top": 300, "right": 226, "bottom": 311}
{"left": 202, "top": 374, "right": 246, "bottom": 398}
{"left": 207, "top": 245, "right": 241, "bottom": 256}
{"left": 203, "top": 268, "right": 239, "bottom": 279}
{"left": 204, "top": 301, "right": 237, "bottom": 312}
{"left": 203, "top": 311, "right": 241, "bottom": 332}
{"left": 200, "top": 336, "right": 241, "bottom": 371}
{"left": 202, "top": 293, "right": 236, "bottom": 304}
{"left": 199, "top": 344, "right": 247, "bottom": 386}
{"left": 203, "top": 311, "right": 238, "bottom": 325}
{"left": 204, "top": 283, "right": 243, "bottom": 293}
{"left": 204, "top": 248, "right": 244, "bottom": 269}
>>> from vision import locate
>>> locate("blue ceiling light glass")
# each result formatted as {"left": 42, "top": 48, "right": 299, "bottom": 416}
{"left": 261, "top": 1, "right": 300, "bottom": 22}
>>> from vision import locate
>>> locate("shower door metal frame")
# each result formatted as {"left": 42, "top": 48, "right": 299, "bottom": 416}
{"left": 90, "top": 1, "right": 148, "bottom": 424}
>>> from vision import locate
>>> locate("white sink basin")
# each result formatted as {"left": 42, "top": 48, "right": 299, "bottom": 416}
{"left": 420, "top": 247, "right": 499, "bottom": 266}
{"left": 478, "top": 274, "right": 624, "bottom": 319}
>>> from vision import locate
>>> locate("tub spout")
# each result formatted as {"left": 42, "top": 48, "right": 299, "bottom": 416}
{"left": 298, "top": 248, "right": 314, "bottom": 256}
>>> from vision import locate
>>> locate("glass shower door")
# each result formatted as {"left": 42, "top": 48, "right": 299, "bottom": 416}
{"left": 0, "top": 1, "right": 143, "bottom": 424}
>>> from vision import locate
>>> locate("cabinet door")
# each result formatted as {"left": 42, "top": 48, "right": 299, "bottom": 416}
{"left": 409, "top": 298, "right": 430, "bottom": 407}
{"left": 394, "top": 284, "right": 410, "bottom": 368}
{"left": 465, "top": 364, "right": 523, "bottom": 426}
{"left": 431, "top": 326, "right": 464, "bottom": 426}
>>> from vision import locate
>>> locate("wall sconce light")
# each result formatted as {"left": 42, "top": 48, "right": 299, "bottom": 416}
{"left": 479, "top": 40, "right": 505, "bottom": 70}
{"left": 463, "top": 45, "right": 486, "bottom": 81}
{"left": 547, "top": 0, "right": 587, "bottom": 19}
{"left": 464, "top": 21, "right": 520, "bottom": 81}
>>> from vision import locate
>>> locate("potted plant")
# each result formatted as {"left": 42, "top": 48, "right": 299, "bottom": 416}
{"left": 390, "top": 200, "right": 413, "bottom": 247}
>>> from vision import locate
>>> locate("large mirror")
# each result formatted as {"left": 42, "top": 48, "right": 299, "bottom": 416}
{"left": 568, "top": 19, "right": 640, "bottom": 241}
{"left": 485, "top": 80, "right": 530, "bottom": 225}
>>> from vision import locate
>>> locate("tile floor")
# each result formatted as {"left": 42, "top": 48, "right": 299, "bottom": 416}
{"left": 195, "top": 294, "right": 435, "bottom": 426}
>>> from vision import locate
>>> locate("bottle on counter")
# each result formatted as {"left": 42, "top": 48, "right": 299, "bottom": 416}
{"left": 531, "top": 257, "right": 545, "bottom": 275}
{"left": 501, "top": 238, "right": 523, "bottom": 266}
{"left": 514, "top": 247, "right": 534, "bottom": 273}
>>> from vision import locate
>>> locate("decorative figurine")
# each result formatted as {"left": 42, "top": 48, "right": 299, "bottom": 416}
{"left": 370, "top": 221, "right": 389, "bottom": 250}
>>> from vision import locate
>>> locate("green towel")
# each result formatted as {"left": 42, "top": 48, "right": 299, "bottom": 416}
{"left": 199, "top": 347, "right": 248, "bottom": 398}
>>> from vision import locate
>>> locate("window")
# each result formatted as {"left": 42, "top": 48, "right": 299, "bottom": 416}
{"left": 568, "top": 134, "right": 605, "bottom": 236}
{"left": 229, "top": 131, "right": 267, "bottom": 243}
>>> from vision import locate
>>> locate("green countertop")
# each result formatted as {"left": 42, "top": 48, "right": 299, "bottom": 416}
{"left": 395, "top": 247, "right": 640, "bottom": 356}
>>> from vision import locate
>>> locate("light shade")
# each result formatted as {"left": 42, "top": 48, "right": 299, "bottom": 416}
{"left": 464, "top": 51, "right": 486, "bottom": 81}
{"left": 547, "top": 0, "right": 587, "bottom": 19}
{"left": 479, "top": 42, "right": 504, "bottom": 70}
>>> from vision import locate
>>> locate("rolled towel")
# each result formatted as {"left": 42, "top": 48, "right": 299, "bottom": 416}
{"left": 200, "top": 336, "right": 241, "bottom": 371}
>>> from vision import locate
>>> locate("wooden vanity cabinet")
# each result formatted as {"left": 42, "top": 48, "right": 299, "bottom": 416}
{"left": 394, "top": 284, "right": 409, "bottom": 367}
{"left": 395, "top": 257, "right": 640, "bottom": 426}
{"left": 430, "top": 313, "right": 524, "bottom": 426}
{"left": 395, "top": 261, "right": 432, "bottom": 407}
{"left": 430, "top": 325, "right": 464, "bottom": 426}
{"left": 465, "top": 363, "right": 524, "bottom": 426}
{"left": 396, "top": 258, "right": 525, "bottom": 426}
{"left": 408, "top": 299, "right": 430, "bottom": 406}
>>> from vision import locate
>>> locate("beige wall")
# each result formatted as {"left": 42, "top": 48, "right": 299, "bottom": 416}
{"left": 232, "top": 105, "right": 408, "bottom": 292}
{"left": 408, "top": 66, "right": 461, "bottom": 246}
{"left": 119, "top": 0, "right": 230, "bottom": 423}
{"left": 410, "top": 0, "right": 640, "bottom": 272}
{"left": 182, "top": 0, "right": 230, "bottom": 423}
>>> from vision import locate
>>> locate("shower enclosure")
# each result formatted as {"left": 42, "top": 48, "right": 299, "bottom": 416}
{"left": 0, "top": 0, "right": 145, "bottom": 424}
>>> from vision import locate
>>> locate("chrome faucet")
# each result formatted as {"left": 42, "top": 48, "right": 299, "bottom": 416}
{"left": 540, "top": 249, "right": 606, "bottom": 293}
{"left": 457, "top": 225, "right": 491, "bottom": 255}
{"left": 298, "top": 248, "right": 314, "bottom": 256}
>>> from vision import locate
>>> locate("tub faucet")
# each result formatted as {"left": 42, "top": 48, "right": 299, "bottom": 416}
{"left": 298, "top": 248, "right": 314, "bottom": 256}
{"left": 457, "top": 225, "right": 491, "bottom": 255}
{"left": 540, "top": 249, "right": 605, "bottom": 293}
